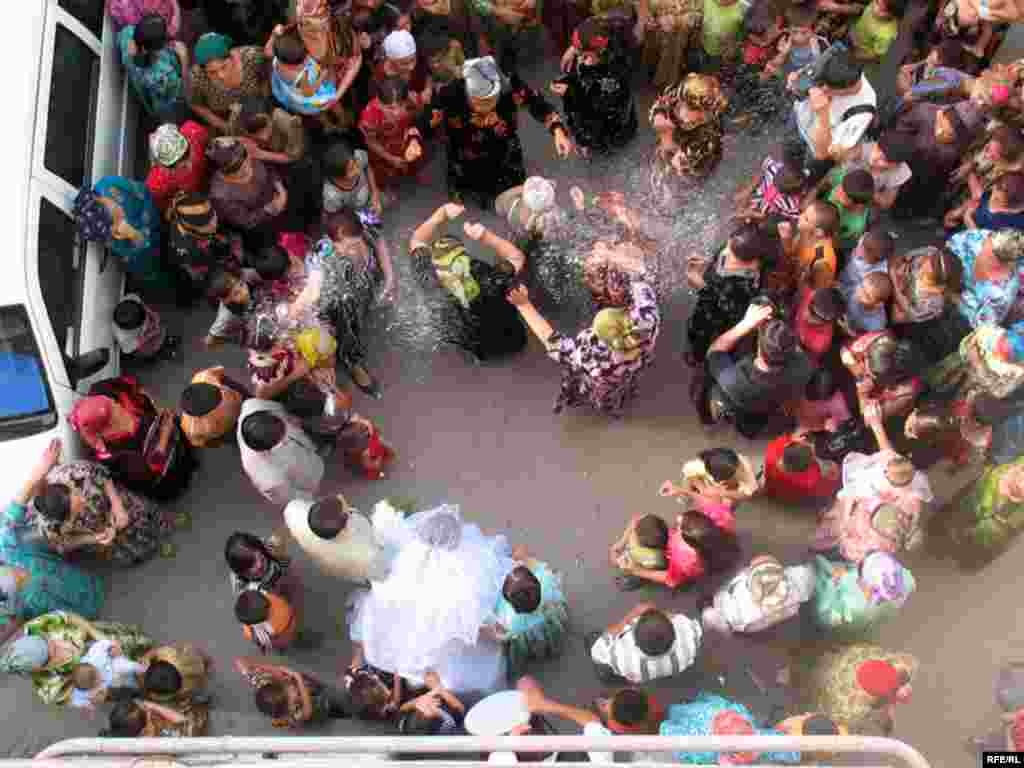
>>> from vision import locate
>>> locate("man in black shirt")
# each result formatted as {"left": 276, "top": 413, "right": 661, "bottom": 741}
{"left": 700, "top": 303, "right": 816, "bottom": 438}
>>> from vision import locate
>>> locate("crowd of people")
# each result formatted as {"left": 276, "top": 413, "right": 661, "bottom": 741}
{"left": 3, "top": 0, "right": 1024, "bottom": 761}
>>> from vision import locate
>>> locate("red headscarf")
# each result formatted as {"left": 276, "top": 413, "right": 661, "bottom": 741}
{"left": 68, "top": 396, "right": 114, "bottom": 451}
{"left": 856, "top": 660, "right": 904, "bottom": 699}
{"left": 711, "top": 710, "right": 758, "bottom": 765}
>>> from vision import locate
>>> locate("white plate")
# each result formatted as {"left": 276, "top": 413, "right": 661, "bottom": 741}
{"left": 464, "top": 690, "right": 530, "bottom": 736}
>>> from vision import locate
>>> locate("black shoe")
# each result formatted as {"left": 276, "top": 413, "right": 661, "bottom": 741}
{"left": 615, "top": 575, "right": 646, "bottom": 591}
{"left": 347, "top": 364, "right": 382, "bottom": 400}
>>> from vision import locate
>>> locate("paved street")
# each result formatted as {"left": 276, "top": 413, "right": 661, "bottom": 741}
{"left": 1, "top": 36, "right": 1022, "bottom": 768}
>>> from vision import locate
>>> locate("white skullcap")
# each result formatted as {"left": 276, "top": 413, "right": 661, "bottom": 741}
{"left": 522, "top": 176, "right": 556, "bottom": 213}
{"left": 384, "top": 30, "right": 416, "bottom": 60}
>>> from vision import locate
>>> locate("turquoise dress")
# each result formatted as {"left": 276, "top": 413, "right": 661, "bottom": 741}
{"left": 661, "top": 692, "right": 799, "bottom": 765}
{"left": 117, "top": 26, "right": 185, "bottom": 120}
{"left": 811, "top": 556, "right": 915, "bottom": 638}
{"left": 92, "top": 177, "right": 166, "bottom": 289}
{"left": 0, "top": 502, "right": 105, "bottom": 629}
{"left": 491, "top": 559, "right": 569, "bottom": 678}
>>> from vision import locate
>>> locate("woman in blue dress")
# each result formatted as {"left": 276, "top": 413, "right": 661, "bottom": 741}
{"left": 74, "top": 178, "right": 169, "bottom": 292}
{"left": 0, "top": 439, "right": 105, "bottom": 647}
{"left": 660, "top": 692, "right": 799, "bottom": 765}
{"left": 489, "top": 553, "right": 569, "bottom": 680}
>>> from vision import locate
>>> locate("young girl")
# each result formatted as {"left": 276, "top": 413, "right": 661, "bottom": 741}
{"left": 734, "top": 153, "right": 807, "bottom": 220}
{"left": 112, "top": 294, "right": 180, "bottom": 363}
{"left": 396, "top": 671, "right": 466, "bottom": 734}
{"left": 204, "top": 269, "right": 253, "bottom": 348}
{"left": 358, "top": 77, "right": 425, "bottom": 196}
{"left": 610, "top": 510, "right": 741, "bottom": 591}
{"left": 323, "top": 139, "right": 384, "bottom": 220}
{"left": 658, "top": 448, "right": 758, "bottom": 532}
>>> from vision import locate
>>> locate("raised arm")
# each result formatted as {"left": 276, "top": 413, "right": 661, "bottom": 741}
{"left": 13, "top": 439, "right": 61, "bottom": 508}
{"left": 708, "top": 304, "right": 774, "bottom": 355}
{"left": 463, "top": 223, "right": 526, "bottom": 273}
{"left": 518, "top": 677, "right": 600, "bottom": 727}
{"left": 410, "top": 204, "right": 465, "bottom": 252}
{"left": 507, "top": 287, "right": 557, "bottom": 350}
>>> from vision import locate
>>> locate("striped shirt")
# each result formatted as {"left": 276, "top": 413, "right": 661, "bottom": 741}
{"left": 590, "top": 614, "right": 702, "bottom": 684}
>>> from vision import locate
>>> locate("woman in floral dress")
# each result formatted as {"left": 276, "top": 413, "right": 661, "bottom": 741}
{"left": 109, "top": 0, "right": 182, "bottom": 38}
{"left": 0, "top": 610, "right": 151, "bottom": 707}
{"left": 509, "top": 249, "right": 659, "bottom": 416}
{"left": 811, "top": 552, "right": 916, "bottom": 639}
{"left": 888, "top": 245, "right": 951, "bottom": 363}
{"left": 649, "top": 74, "right": 727, "bottom": 178}
{"left": 0, "top": 441, "right": 107, "bottom": 647}
{"left": 103, "top": 697, "right": 209, "bottom": 738}
{"left": 31, "top": 459, "right": 171, "bottom": 568}
{"left": 188, "top": 33, "right": 270, "bottom": 134}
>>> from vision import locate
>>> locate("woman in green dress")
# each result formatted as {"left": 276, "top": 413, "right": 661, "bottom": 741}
{"left": 0, "top": 440, "right": 107, "bottom": 648}
{"left": 939, "top": 453, "right": 1024, "bottom": 569}
{"left": 0, "top": 611, "right": 151, "bottom": 706}
{"left": 811, "top": 552, "right": 916, "bottom": 639}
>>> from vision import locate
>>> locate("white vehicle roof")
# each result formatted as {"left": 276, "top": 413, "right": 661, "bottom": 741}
{"left": 0, "top": 3, "right": 46, "bottom": 307}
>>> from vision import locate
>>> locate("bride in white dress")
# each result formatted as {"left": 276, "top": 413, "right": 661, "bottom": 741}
{"left": 351, "top": 503, "right": 514, "bottom": 695}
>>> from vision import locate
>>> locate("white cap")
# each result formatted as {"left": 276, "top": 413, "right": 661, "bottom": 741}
{"left": 383, "top": 29, "right": 416, "bottom": 60}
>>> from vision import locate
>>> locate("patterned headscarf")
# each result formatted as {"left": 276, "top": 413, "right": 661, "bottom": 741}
{"left": 748, "top": 556, "right": 789, "bottom": 612}
{"left": 73, "top": 189, "right": 113, "bottom": 243}
{"left": 194, "top": 32, "right": 233, "bottom": 66}
{"left": 592, "top": 307, "right": 642, "bottom": 360}
{"left": 431, "top": 236, "right": 479, "bottom": 308}
{"left": 680, "top": 73, "right": 728, "bottom": 119}
{"left": 991, "top": 229, "right": 1024, "bottom": 263}
{"left": 0, "top": 635, "right": 49, "bottom": 674}
{"left": 859, "top": 552, "right": 912, "bottom": 606}
{"left": 68, "top": 395, "right": 114, "bottom": 445}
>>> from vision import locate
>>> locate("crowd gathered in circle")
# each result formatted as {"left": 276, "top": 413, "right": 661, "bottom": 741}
{"left": 4, "top": 0, "right": 1024, "bottom": 761}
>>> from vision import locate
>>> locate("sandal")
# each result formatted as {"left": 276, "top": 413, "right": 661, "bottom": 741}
{"left": 615, "top": 574, "right": 646, "bottom": 591}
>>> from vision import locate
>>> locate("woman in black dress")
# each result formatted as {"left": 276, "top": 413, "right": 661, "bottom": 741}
{"left": 406, "top": 203, "right": 527, "bottom": 362}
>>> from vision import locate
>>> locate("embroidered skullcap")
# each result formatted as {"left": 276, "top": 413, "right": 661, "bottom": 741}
{"left": 149, "top": 124, "right": 189, "bottom": 167}
{"left": 463, "top": 56, "right": 503, "bottom": 99}
{"left": 194, "top": 32, "right": 233, "bottom": 66}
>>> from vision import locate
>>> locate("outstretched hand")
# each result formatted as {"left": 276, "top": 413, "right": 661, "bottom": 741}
{"left": 507, "top": 285, "right": 530, "bottom": 306}
{"left": 742, "top": 303, "right": 774, "bottom": 328}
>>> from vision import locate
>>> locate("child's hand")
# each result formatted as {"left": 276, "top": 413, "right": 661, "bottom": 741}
{"left": 549, "top": 82, "right": 568, "bottom": 96}
{"left": 659, "top": 480, "right": 676, "bottom": 497}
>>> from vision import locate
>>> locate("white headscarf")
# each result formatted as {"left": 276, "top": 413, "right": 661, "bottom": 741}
{"left": 522, "top": 177, "right": 556, "bottom": 213}
{"left": 383, "top": 30, "right": 416, "bottom": 60}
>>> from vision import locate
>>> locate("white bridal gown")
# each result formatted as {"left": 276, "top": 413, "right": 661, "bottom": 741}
{"left": 352, "top": 503, "right": 514, "bottom": 694}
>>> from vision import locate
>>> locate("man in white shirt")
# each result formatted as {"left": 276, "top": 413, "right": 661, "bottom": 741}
{"left": 588, "top": 602, "right": 702, "bottom": 685}
{"left": 487, "top": 677, "right": 616, "bottom": 764}
{"left": 238, "top": 399, "right": 324, "bottom": 507}
{"left": 790, "top": 50, "right": 877, "bottom": 178}
{"left": 283, "top": 495, "right": 392, "bottom": 584}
